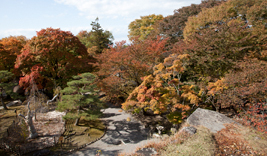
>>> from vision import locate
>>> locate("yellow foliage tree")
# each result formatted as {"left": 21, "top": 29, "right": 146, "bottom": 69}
{"left": 122, "top": 53, "right": 201, "bottom": 124}
{"left": 128, "top": 14, "right": 164, "bottom": 40}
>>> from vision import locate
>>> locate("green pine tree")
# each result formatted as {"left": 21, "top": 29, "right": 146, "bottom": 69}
{"left": 0, "top": 70, "right": 17, "bottom": 110}
{"left": 57, "top": 72, "right": 103, "bottom": 126}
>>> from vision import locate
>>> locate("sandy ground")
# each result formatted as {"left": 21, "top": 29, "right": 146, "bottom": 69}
{"left": 66, "top": 104, "right": 160, "bottom": 156}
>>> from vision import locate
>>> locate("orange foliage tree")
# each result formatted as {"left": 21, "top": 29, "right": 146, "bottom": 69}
{"left": 203, "top": 59, "right": 267, "bottom": 111}
{"left": 0, "top": 36, "right": 27, "bottom": 72}
{"left": 15, "top": 28, "right": 95, "bottom": 91}
{"left": 122, "top": 53, "right": 201, "bottom": 124}
{"left": 95, "top": 37, "right": 167, "bottom": 100}
{"left": 179, "top": 0, "right": 267, "bottom": 111}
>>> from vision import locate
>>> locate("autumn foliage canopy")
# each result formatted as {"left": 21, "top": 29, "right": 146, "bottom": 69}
{"left": 15, "top": 28, "right": 94, "bottom": 90}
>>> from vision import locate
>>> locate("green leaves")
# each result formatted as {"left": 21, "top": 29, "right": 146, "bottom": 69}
{"left": 0, "top": 70, "right": 17, "bottom": 97}
{"left": 57, "top": 72, "right": 103, "bottom": 122}
{"left": 128, "top": 14, "right": 164, "bottom": 40}
{"left": 77, "top": 18, "right": 114, "bottom": 55}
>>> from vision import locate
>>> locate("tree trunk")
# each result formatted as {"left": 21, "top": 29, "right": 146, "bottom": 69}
{"left": 34, "top": 109, "right": 38, "bottom": 121}
{"left": 74, "top": 117, "right": 80, "bottom": 126}
{"left": 27, "top": 111, "right": 38, "bottom": 139}
{"left": 19, "top": 101, "right": 38, "bottom": 139}
{"left": 1, "top": 97, "right": 8, "bottom": 110}
{"left": 74, "top": 107, "right": 81, "bottom": 126}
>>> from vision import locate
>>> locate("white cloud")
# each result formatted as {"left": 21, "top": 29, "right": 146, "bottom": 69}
{"left": 54, "top": 0, "right": 202, "bottom": 42}
{"left": 0, "top": 1, "right": 202, "bottom": 42}
{"left": 54, "top": 0, "right": 199, "bottom": 20}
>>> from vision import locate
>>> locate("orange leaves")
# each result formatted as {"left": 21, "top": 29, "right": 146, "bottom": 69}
{"left": 123, "top": 51, "right": 201, "bottom": 122}
{"left": 180, "top": 85, "right": 200, "bottom": 105}
{"left": 238, "top": 102, "right": 267, "bottom": 134}
{"left": 95, "top": 37, "right": 167, "bottom": 99}
{"left": 15, "top": 28, "right": 93, "bottom": 90}
{"left": 207, "top": 78, "right": 228, "bottom": 96}
{"left": 153, "top": 63, "right": 165, "bottom": 75}
{"left": 0, "top": 36, "right": 27, "bottom": 72}
{"left": 121, "top": 100, "right": 139, "bottom": 110}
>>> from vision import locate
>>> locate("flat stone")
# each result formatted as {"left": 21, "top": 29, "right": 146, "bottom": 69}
{"left": 136, "top": 148, "right": 158, "bottom": 156}
{"left": 152, "top": 133, "right": 161, "bottom": 138}
{"left": 187, "top": 108, "right": 234, "bottom": 133}
{"left": 170, "top": 128, "right": 177, "bottom": 134}
{"left": 180, "top": 126, "right": 197, "bottom": 135}
{"left": 102, "top": 138, "right": 122, "bottom": 145}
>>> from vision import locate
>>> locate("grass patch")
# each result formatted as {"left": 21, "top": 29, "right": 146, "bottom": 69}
{"left": 138, "top": 122, "right": 267, "bottom": 156}
{"left": 0, "top": 104, "right": 27, "bottom": 156}
{"left": 49, "top": 118, "right": 105, "bottom": 154}
{"left": 0, "top": 104, "right": 25, "bottom": 138}
{"left": 160, "top": 126, "right": 215, "bottom": 156}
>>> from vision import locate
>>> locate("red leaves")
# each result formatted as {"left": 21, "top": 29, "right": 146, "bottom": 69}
{"left": 19, "top": 64, "right": 48, "bottom": 90}
{"left": 239, "top": 102, "right": 267, "bottom": 134}
{"left": 95, "top": 37, "right": 167, "bottom": 99}
{"left": 15, "top": 28, "right": 94, "bottom": 90}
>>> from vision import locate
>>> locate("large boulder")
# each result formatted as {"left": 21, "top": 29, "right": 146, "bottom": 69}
{"left": 187, "top": 108, "right": 235, "bottom": 133}
{"left": 13, "top": 85, "right": 24, "bottom": 94}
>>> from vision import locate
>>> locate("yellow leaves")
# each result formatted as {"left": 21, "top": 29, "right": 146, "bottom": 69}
{"left": 177, "top": 54, "right": 190, "bottom": 60}
{"left": 154, "top": 110, "right": 160, "bottom": 114}
{"left": 161, "top": 93, "right": 170, "bottom": 99}
{"left": 155, "top": 82, "right": 163, "bottom": 88}
{"left": 150, "top": 99, "right": 158, "bottom": 106}
{"left": 207, "top": 78, "right": 228, "bottom": 96}
{"left": 161, "top": 73, "right": 171, "bottom": 80}
{"left": 153, "top": 63, "right": 165, "bottom": 75}
{"left": 128, "top": 14, "right": 163, "bottom": 40}
{"left": 121, "top": 100, "right": 138, "bottom": 110}
{"left": 198, "top": 88, "right": 205, "bottom": 96}
{"left": 143, "top": 75, "right": 154, "bottom": 84}
{"left": 181, "top": 85, "right": 200, "bottom": 105}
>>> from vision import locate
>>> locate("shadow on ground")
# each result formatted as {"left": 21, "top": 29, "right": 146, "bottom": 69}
{"left": 103, "top": 119, "right": 150, "bottom": 144}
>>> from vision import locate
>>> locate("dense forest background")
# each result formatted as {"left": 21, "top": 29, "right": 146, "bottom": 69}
{"left": 0, "top": 0, "right": 266, "bottom": 133}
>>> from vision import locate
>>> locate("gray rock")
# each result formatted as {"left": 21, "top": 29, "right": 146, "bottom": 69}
{"left": 13, "top": 85, "right": 24, "bottom": 94}
{"left": 122, "top": 138, "right": 131, "bottom": 143}
{"left": 187, "top": 108, "right": 234, "bottom": 133}
{"left": 152, "top": 133, "right": 161, "bottom": 138}
{"left": 102, "top": 138, "right": 122, "bottom": 145}
{"left": 7, "top": 100, "right": 22, "bottom": 107}
{"left": 170, "top": 128, "right": 177, "bottom": 134}
{"left": 136, "top": 148, "right": 158, "bottom": 156}
{"left": 180, "top": 126, "right": 197, "bottom": 135}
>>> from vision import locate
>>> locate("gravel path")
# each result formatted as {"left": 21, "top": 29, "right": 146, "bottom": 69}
{"left": 66, "top": 105, "right": 160, "bottom": 156}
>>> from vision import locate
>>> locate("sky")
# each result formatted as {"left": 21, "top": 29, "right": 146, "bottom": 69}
{"left": 0, "top": 0, "right": 202, "bottom": 43}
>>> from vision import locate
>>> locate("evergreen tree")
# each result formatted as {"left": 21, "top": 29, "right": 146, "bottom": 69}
{"left": 0, "top": 70, "right": 17, "bottom": 110}
{"left": 57, "top": 72, "right": 103, "bottom": 126}
{"left": 77, "top": 18, "right": 114, "bottom": 55}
